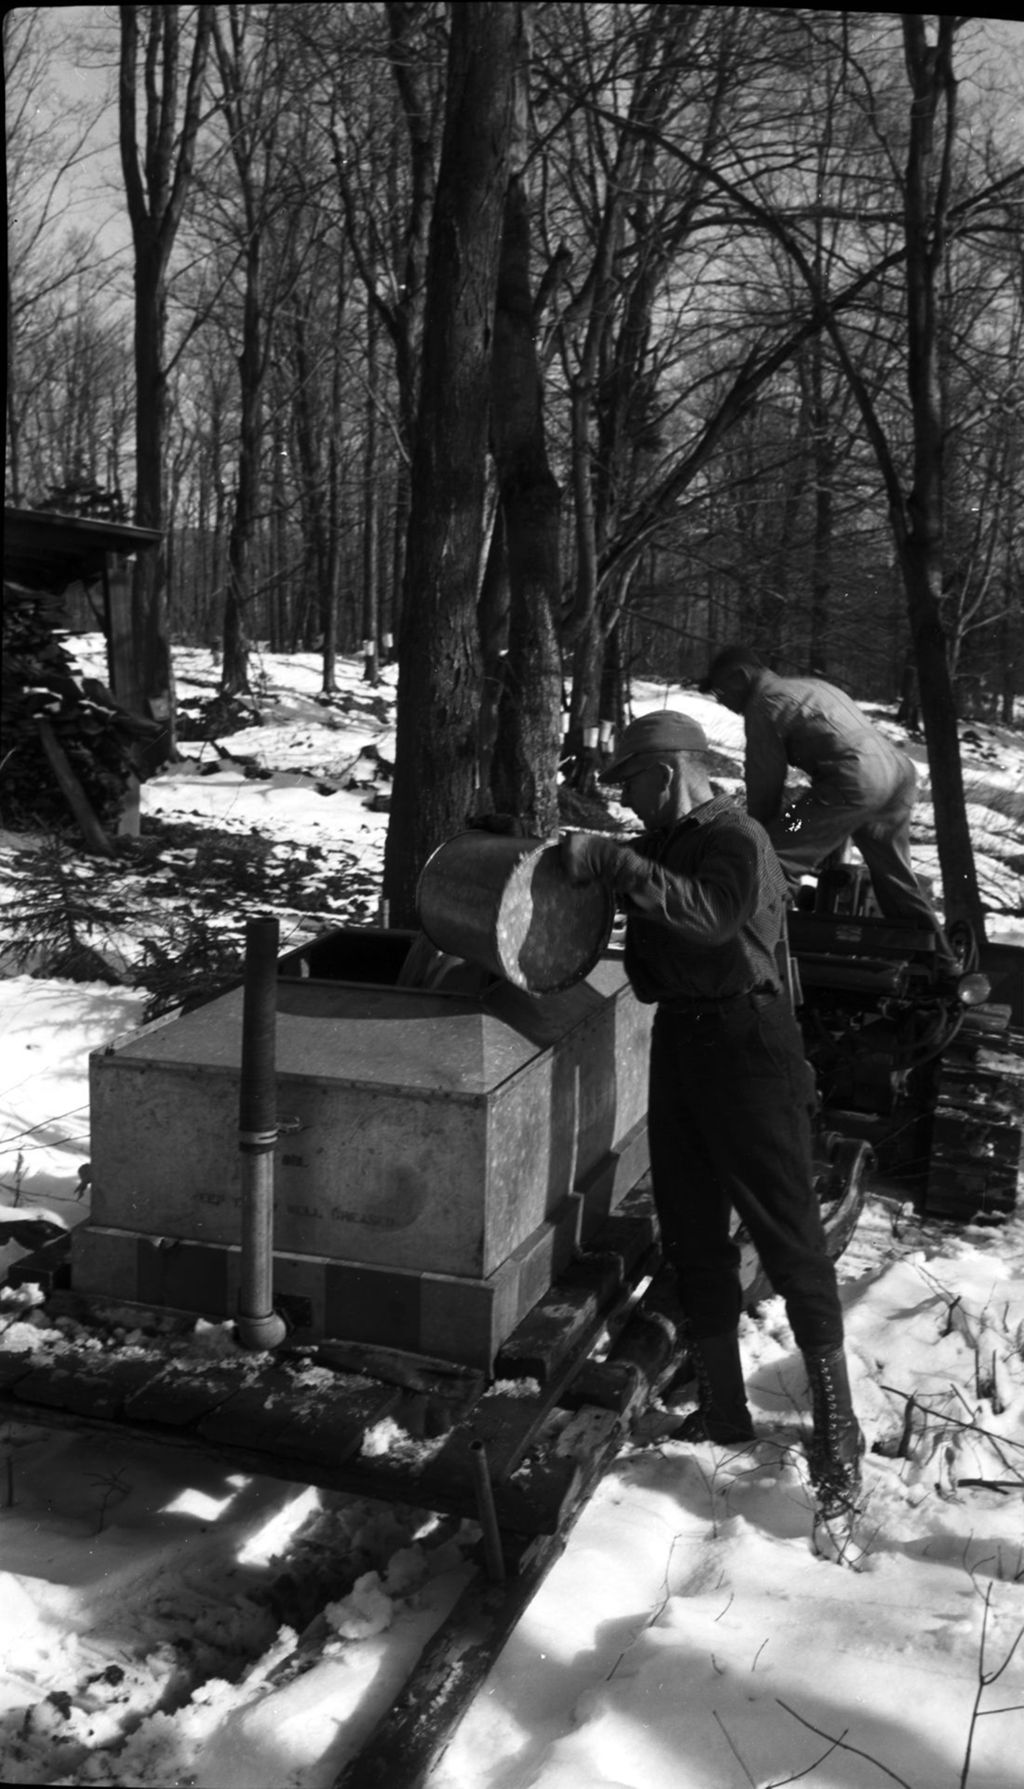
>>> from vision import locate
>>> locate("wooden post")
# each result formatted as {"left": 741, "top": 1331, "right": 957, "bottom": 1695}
{"left": 104, "top": 552, "right": 145, "bottom": 838}
{"left": 35, "top": 718, "right": 115, "bottom": 858}
{"left": 470, "top": 1440, "right": 506, "bottom": 1582}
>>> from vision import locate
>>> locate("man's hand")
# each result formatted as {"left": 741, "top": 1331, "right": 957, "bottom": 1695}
{"left": 560, "top": 830, "right": 646, "bottom": 891}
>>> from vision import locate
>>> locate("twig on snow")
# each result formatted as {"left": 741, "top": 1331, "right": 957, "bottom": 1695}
{"left": 773, "top": 1697, "right": 916, "bottom": 1788}
{"left": 760, "top": 1729, "right": 847, "bottom": 1786}
{"left": 712, "top": 1709, "right": 757, "bottom": 1785}
{"left": 605, "top": 1530, "right": 684, "bottom": 1681}
{"left": 959, "top": 1581, "right": 1024, "bottom": 1789}
{"left": 880, "top": 1384, "right": 1024, "bottom": 1461}
{"left": 957, "top": 1479, "right": 1019, "bottom": 1493}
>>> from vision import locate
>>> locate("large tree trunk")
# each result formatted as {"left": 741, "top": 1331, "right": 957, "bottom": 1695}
{"left": 997, "top": 565, "right": 1020, "bottom": 726}
{"left": 6, "top": 256, "right": 22, "bottom": 505}
{"left": 118, "top": 5, "right": 211, "bottom": 773}
{"left": 488, "top": 172, "right": 562, "bottom": 834}
{"left": 130, "top": 251, "right": 175, "bottom": 768}
{"left": 269, "top": 414, "right": 287, "bottom": 652}
{"left": 325, "top": 355, "right": 343, "bottom": 689}
{"left": 798, "top": 331, "right": 834, "bottom": 674}
{"left": 900, "top": 16, "right": 984, "bottom": 938}
{"left": 362, "top": 291, "right": 381, "bottom": 687}
{"left": 567, "top": 621, "right": 604, "bottom": 796}
{"left": 475, "top": 507, "right": 509, "bottom": 801}
{"left": 221, "top": 243, "right": 261, "bottom": 697}
{"left": 382, "top": 2, "right": 518, "bottom": 926}
{"left": 291, "top": 300, "right": 336, "bottom": 690}
{"left": 564, "top": 383, "right": 603, "bottom": 791}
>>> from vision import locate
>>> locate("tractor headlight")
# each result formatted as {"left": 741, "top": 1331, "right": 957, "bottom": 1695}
{"left": 956, "top": 972, "right": 991, "bottom": 1007}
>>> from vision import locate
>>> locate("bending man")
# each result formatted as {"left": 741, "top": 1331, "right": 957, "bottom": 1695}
{"left": 699, "top": 645, "right": 953, "bottom": 962}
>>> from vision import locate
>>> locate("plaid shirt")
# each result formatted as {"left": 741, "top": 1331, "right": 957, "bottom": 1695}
{"left": 620, "top": 795, "right": 786, "bottom": 1005}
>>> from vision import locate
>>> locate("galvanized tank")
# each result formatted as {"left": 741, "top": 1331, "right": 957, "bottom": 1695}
{"left": 80, "top": 939, "right": 653, "bottom": 1368}
{"left": 417, "top": 831, "right": 614, "bottom": 995}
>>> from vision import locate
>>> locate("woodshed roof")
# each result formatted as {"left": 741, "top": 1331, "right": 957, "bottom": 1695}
{"left": 3, "top": 508, "right": 162, "bottom": 595}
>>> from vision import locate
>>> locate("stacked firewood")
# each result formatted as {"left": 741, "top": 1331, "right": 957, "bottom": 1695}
{"left": 1, "top": 581, "right": 148, "bottom": 841}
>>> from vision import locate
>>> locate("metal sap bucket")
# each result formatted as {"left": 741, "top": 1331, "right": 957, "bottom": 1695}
{"left": 417, "top": 832, "right": 614, "bottom": 995}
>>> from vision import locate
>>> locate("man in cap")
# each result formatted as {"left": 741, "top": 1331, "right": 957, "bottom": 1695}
{"left": 699, "top": 646, "right": 953, "bottom": 960}
{"left": 560, "top": 709, "right": 863, "bottom": 1527}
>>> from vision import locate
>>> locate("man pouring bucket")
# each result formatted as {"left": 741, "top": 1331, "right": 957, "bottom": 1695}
{"left": 560, "top": 709, "right": 864, "bottom": 1538}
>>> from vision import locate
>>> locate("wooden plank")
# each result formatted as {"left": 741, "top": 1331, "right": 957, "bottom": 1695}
{"left": 488, "top": 1449, "right": 585, "bottom": 1536}
{"left": 414, "top": 1393, "right": 550, "bottom": 1512}
{"left": 195, "top": 1365, "right": 326, "bottom": 1451}
{"left": 311, "top": 1342, "right": 484, "bottom": 1438}
{"left": 11, "top": 1348, "right": 168, "bottom": 1422}
{"left": 491, "top": 1406, "right": 626, "bottom": 1535}
{"left": 562, "top": 1356, "right": 643, "bottom": 1415}
{"left": 42, "top": 1289, "right": 221, "bottom": 1338}
{"left": 0, "top": 1391, "right": 436, "bottom": 1509}
{"left": 388, "top": 1187, "right": 663, "bottom": 1517}
{"left": 562, "top": 1265, "right": 682, "bottom": 1416}
{"left": 111, "top": 1352, "right": 404, "bottom": 1468}
{"left": 415, "top": 1290, "right": 644, "bottom": 1530}
{"left": 123, "top": 1357, "right": 270, "bottom": 1428}
{"left": 4, "top": 1232, "right": 72, "bottom": 1293}
{"left": 35, "top": 715, "right": 115, "bottom": 856}
{"left": 0, "top": 1180, "right": 662, "bottom": 1534}
{"left": 425, "top": 1258, "right": 648, "bottom": 1488}
{"left": 267, "top": 1453, "right": 463, "bottom": 1519}
{"left": 495, "top": 1192, "right": 660, "bottom": 1383}
{"left": 493, "top": 1254, "right": 634, "bottom": 1384}
{"left": 0, "top": 1364, "right": 579, "bottom": 1533}
{"left": 269, "top": 1376, "right": 403, "bottom": 1471}
{"left": 313, "top": 1339, "right": 486, "bottom": 1402}
{"left": 576, "top": 1315, "right": 678, "bottom": 1412}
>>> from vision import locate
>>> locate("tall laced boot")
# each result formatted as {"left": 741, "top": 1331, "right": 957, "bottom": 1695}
{"left": 803, "top": 1346, "right": 865, "bottom": 1516}
{"left": 673, "top": 1330, "right": 755, "bottom": 1445}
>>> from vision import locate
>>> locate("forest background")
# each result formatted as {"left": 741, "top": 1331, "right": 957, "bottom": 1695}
{"left": 5, "top": 4, "right": 1024, "bottom": 931}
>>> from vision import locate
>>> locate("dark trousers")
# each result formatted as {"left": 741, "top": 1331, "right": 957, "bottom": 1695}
{"left": 768, "top": 765, "right": 952, "bottom": 957}
{"left": 647, "top": 994, "right": 845, "bottom": 1353}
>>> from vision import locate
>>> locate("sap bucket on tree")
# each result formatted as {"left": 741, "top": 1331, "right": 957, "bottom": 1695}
{"left": 416, "top": 831, "right": 614, "bottom": 995}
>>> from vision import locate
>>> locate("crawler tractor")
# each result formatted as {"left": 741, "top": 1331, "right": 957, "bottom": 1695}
{"left": 787, "top": 865, "right": 1024, "bottom": 1224}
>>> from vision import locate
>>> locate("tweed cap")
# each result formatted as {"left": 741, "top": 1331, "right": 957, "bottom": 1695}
{"left": 601, "top": 710, "right": 711, "bottom": 783}
{"left": 698, "top": 645, "right": 765, "bottom": 693}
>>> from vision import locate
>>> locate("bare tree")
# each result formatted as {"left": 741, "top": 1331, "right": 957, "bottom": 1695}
{"left": 5, "top": 7, "right": 108, "bottom": 505}
{"left": 287, "top": 252, "right": 350, "bottom": 690}
{"left": 205, "top": 3, "right": 334, "bottom": 696}
{"left": 582, "top": 13, "right": 1022, "bottom": 937}
{"left": 119, "top": 2, "right": 212, "bottom": 768}
{"left": 17, "top": 1, "right": 1021, "bottom": 863}
{"left": 486, "top": 2, "right": 563, "bottom": 835}
{"left": 382, "top": 0, "right": 519, "bottom": 926}
{"left": 779, "top": 16, "right": 1021, "bottom": 938}
{"left": 537, "top": 3, "right": 751, "bottom": 783}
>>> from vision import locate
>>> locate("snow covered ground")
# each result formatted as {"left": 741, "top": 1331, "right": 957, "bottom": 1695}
{"left": 1, "top": 640, "right": 1022, "bottom": 1788}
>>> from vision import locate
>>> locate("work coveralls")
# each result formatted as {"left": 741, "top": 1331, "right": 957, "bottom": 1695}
{"left": 620, "top": 796, "right": 844, "bottom": 1352}
{"left": 741, "top": 669, "right": 941, "bottom": 939}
